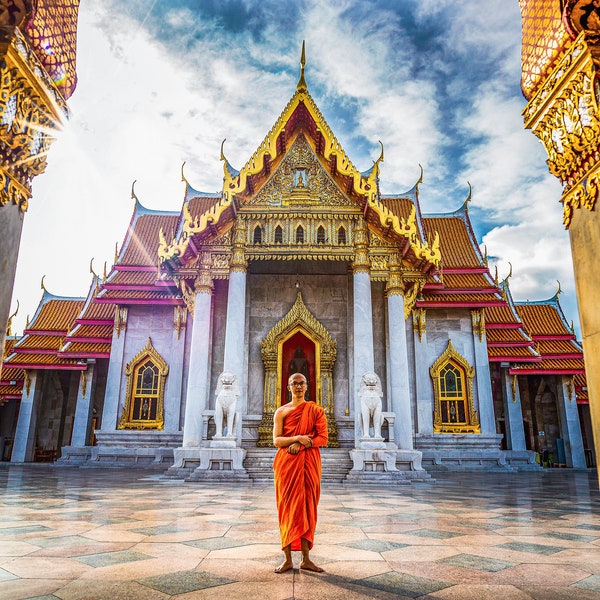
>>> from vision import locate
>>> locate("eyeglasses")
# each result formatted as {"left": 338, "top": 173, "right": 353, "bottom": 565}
{"left": 289, "top": 381, "right": 307, "bottom": 387}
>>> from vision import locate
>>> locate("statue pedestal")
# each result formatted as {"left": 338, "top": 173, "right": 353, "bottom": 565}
{"left": 358, "top": 436, "right": 386, "bottom": 449}
{"left": 167, "top": 444, "right": 249, "bottom": 481}
{"left": 187, "top": 447, "right": 250, "bottom": 482}
{"left": 346, "top": 447, "right": 432, "bottom": 484}
{"left": 210, "top": 435, "right": 237, "bottom": 449}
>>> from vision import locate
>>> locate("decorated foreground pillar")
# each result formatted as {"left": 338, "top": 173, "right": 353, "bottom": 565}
{"left": 519, "top": 2, "right": 600, "bottom": 474}
{"left": 0, "top": 4, "right": 79, "bottom": 365}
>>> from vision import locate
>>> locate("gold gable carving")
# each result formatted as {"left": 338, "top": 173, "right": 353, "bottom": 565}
{"left": 249, "top": 135, "right": 355, "bottom": 208}
{"left": 257, "top": 292, "right": 338, "bottom": 446}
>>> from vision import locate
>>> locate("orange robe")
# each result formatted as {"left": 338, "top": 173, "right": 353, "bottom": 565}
{"left": 273, "top": 401, "right": 328, "bottom": 551}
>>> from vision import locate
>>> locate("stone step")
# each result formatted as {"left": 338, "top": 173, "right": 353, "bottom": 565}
{"left": 244, "top": 448, "right": 353, "bottom": 483}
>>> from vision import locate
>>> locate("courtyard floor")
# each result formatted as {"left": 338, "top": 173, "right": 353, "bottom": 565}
{"left": 1, "top": 465, "right": 600, "bottom": 599}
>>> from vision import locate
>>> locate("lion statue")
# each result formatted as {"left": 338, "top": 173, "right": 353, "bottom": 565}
{"left": 359, "top": 371, "right": 383, "bottom": 439}
{"left": 214, "top": 371, "right": 239, "bottom": 438}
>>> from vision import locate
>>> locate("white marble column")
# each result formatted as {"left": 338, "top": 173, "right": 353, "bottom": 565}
{"left": 557, "top": 376, "right": 587, "bottom": 468}
{"left": 70, "top": 364, "right": 97, "bottom": 447}
{"left": 501, "top": 369, "right": 526, "bottom": 451}
{"left": 471, "top": 310, "right": 496, "bottom": 434}
{"left": 100, "top": 307, "right": 127, "bottom": 431}
{"left": 163, "top": 306, "right": 187, "bottom": 432}
{"left": 182, "top": 269, "right": 214, "bottom": 447}
{"left": 387, "top": 293, "right": 413, "bottom": 449}
{"left": 223, "top": 269, "right": 247, "bottom": 441}
{"left": 413, "top": 309, "right": 433, "bottom": 435}
{"left": 11, "top": 370, "right": 41, "bottom": 462}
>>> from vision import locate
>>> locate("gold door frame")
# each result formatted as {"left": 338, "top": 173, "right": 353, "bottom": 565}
{"left": 257, "top": 292, "right": 338, "bottom": 446}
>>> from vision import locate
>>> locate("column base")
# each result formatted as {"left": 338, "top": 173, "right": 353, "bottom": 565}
{"left": 187, "top": 447, "right": 250, "bottom": 481}
{"left": 346, "top": 448, "right": 432, "bottom": 484}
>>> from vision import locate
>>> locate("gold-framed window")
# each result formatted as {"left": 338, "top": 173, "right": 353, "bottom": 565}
{"left": 118, "top": 338, "right": 168, "bottom": 430}
{"left": 430, "top": 340, "right": 480, "bottom": 434}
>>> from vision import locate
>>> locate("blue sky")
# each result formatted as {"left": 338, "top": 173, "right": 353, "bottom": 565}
{"left": 10, "top": 0, "right": 578, "bottom": 334}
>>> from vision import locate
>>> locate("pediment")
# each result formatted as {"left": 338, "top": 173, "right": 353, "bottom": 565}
{"left": 247, "top": 135, "right": 356, "bottom": 209}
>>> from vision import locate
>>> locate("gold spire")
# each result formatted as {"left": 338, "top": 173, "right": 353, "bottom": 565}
{"left": 6, "top": 301, "right": 18, "bottom": 337}
{"left": 297, "top": 40, "right": 307, "bottom": 91}
{"left": 181, "top": 161, "right": 189, "bottom": 185}
{"left": 464, "top": 181, "right": 472, "bottom": 209}
{"left": 40, "top": 274, "right": 47, "bottom": 292}
{"left": 556, "top": 279, "right": 562, "bottom": 296}
{"left": 131, "top": 180, "right": 138, "bottom": 202}
{"left": 114, "top": 242, "right": 119, "bottom": 265}
{"left": 89, "top": 257, "right": 96, "bottom": 277}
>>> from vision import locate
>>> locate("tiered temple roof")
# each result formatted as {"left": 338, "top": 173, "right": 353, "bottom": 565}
{"left": 510, "top": 293, "right": 587, "bottom": 403}
{"left": 4, "top": 289, "right": 85, "bottom": 370}
{"left": 0, "top": 337, "right": 24, "bottom": 405}
{"left": 97, "top": 200, "right": 182, "bottom": 306}
{"left": 60, "top": 276, "right": 115, "bottom": 359}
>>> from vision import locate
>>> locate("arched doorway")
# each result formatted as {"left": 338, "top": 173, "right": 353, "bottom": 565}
{"left": 257, "top": 292, "right": 338, "bottom": 446}
{"left": 282, "top": 330, "right": 316, "bottom": 405}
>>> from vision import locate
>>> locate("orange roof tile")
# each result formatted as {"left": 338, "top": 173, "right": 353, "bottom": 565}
{"left": 60, "top": 342, "right": 111, "bottom": 357}
{"left": 105, "top": 270, "right": 159, "bottom": 286}
{"left": 423, "top": 217, "right": 483, "bottom": 269}
{"left": 516, "top": 303, "right": 573, "bottom": 337}
{"left": 485, "top": 305, "right": 523, "bottom": 326}
{"left": 381, "top": 197, "right": 415, "bottom": 222}
{"left": 511, "top": 358, "right": 585, "bottom": 373}
{"left": 27, "top": 298, "right": 84, "bottom": 332}
{"left": 5, "top": 352, "right": 83, "bottom": 369}
{"left": 120, "top": 211, "right": 179, "bottom": 267}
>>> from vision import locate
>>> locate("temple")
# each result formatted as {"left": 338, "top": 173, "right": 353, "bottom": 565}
{"left": 0, "top": 45, "right": 592, "bottom": 479}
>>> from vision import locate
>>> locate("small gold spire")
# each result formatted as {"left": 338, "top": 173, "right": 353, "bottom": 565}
{"left": 131, "top": 180, "right": 138, "bottom": 202}
{"left": 6, "top": 300, "right": 18, "bottom": 337}
{"left": 40, "top": 275, "right": 47, "bottom": 292}
{"left": 181, "top": 161, "right": 188, "bottom": 185}
{"left": 103, "top": 261, "right": 108, "bottom": 281}
{"left": 114, "top": 242, "right": 119, "bottom": 265}
{"left": 25, "top": 314, "right": 30, "bottom": 329}
{"left": 220, "top": 138, "right": 227, "bottom": 162}
{"left": 494, "top": 265, "right": 499, "bottom": 286}
{"left": 507, "top": 262, "right": 513, "bottom": 280}
{"left": 415, "top": 164, "right": 424, "bottom": 196}
{"left": 482, "top": 244, "right": 488, "bottom": 266}
{"left": 464, "top": 181, "right": 472, "bottom": 207}
{"left": 89, "top": 257, "right": 96, "bottom": 277}
{"left": 556, "top": 279, "right": 562, "bottom": 295}
{"left": 297, "top": 40, "right": 307, "bottom": 91}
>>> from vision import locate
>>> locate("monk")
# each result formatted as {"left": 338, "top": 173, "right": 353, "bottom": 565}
{"left": 273, "top": 372, "right": 328, "bottom": 573}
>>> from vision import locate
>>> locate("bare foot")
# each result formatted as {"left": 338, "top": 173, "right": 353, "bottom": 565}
{"left": 274, "top": 560, "right": 294, "bottom": 573}
{"left": 299, "top": 559, "right": 324, "bottom": 572}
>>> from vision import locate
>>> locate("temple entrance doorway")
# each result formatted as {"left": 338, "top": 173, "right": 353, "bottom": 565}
{"left": 282, "top": 331, "right": 316, "bottom": 405}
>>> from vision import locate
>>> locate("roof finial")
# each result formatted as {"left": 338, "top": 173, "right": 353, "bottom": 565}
{"left": 114, "top": 242, "right": 119, "bottom": 265}
{"left": 494, "top": 265, "right": 499, "bottom": 286}
{"left": 556, "top": 279, "right": 562, "bottom": 296}
{"left": 482, "top": 244, "right": 488, "bottom": 266}
{"left": 6, "top": 300, "right": 18, "bottom": 337}
{"left": 181, "top": 161, "right": 189, "bottom": 185}
{"left": 220, "top": 138, "right": 227, "bottom": 162}
{"left": 297, "top": 40, "right": 307, "bottom": 91}
{"left": 507, "top": 262, "right": 513, "bottom": 280}
{"left": 89, "top": 257, "right": 96, "bottom": 277}
{"left": 464, "top": 181, "right": 472, "bottom": 209}
{"left": 41, "top": 274, "right": 47, "bottom": 292}
{"left": 415, "top": 164, "right": 424, "bottom": 195}
{"left": 131, "top": 180, "right": 138, "bottom": 202}
{"left": 103, "top": 261, "right": 108, "bottom": 281}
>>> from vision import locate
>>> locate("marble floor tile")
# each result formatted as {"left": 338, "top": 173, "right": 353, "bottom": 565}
{"left": 1, "top": 466, "right": 600, "bottom": 599}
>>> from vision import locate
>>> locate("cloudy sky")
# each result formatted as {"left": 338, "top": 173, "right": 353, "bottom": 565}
{"left": 10, "top": 0, "right": 578, "bottom": 335}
